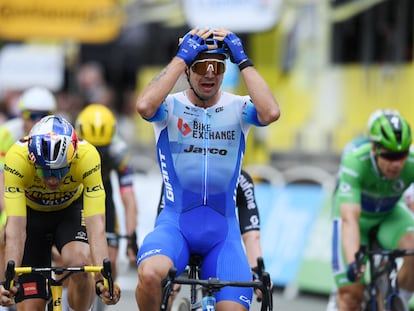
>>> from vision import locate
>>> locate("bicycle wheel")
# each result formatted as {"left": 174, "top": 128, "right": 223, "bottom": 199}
{"left": 388, "top": 294, "right": 408, "bottom": 311}
{"left": 171, "top": 297, "right": 191, "bottom": 311}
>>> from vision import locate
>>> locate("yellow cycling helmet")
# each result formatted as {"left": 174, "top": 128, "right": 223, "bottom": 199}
{"left": 76, "top": 104, "right": 116, "bottom": 146}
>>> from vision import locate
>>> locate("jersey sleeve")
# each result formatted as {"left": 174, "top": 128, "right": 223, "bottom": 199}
{"left": 236, "top": 170, "right": 260, "bottom": 233}
{"left": 4, "top": 143, "right": 30, "bottom": 216}
{"left": 242, "top": 99, "right": 265, "bottom": 127}
{"left": 80, "top": 144, "right": 106, "bottom": 217}
{"left": 145, "top": 102, "right": 168, "bottom": 122}
{"left": 335, "top": 154, "right": 363, "bottom": 205}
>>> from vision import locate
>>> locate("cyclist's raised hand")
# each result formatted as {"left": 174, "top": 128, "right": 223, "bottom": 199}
{"left": 176, "top": 28, "right": 211, "bottom": 66}
{"left": 214, "top": 29, "right": 248, "bottom": 65}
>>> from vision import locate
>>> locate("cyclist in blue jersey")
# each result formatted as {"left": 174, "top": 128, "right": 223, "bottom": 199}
{"left": 135, "top": 27, "right": 280, "bottom": 311}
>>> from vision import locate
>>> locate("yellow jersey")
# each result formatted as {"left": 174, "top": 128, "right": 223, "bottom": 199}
{"left": 4, "top": 138, "right": 105, "bottom": 217}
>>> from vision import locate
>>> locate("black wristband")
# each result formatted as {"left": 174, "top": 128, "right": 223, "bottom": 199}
{"left": 238, "top": 59, "right": 254, "bottom": 71}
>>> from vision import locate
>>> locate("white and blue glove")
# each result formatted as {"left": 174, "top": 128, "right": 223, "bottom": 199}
{"left": 223, "top": 33, "right": 248, "bottom": 65}
{"left": 176, "top": 33, "right": 208, "bottom": 66}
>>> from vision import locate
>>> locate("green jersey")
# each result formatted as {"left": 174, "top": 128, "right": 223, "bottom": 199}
{"left": 334, "top": 143, "right": 414, "bottom": 216}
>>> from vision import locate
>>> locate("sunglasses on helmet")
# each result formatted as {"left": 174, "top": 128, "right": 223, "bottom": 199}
{"left": 377, "top": 150, "right": 409, "bottom": 161}
{"left": 22, "top": 110, "right": 51, "bottom": 121}
{"left": 35, "top": 166, "right": 70, "bottom": 179}
{"left": 191, "top": 59, "right": 226, "bottom": 75}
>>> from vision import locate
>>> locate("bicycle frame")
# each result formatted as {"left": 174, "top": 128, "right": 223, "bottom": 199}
{"left": 161, "top": 256, "right": 273, "bottom": 311}
{"left": 4, "top": 258, "right": 114, "bottom": 311}
{"left": 355, "top": 245, "right": 414, "bottom": 311}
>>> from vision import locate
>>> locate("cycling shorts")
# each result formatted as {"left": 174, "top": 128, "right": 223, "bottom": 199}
{"left": 138, "top": 206, "right": 253, "bottom": 309}
{"left": 15, "top": 196, "right": 88, "bottom": 302}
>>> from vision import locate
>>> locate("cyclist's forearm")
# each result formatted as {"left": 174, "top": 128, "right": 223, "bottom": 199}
{"left": 240, "top": 67, "right": 280, "bottom": 125}
{"left": 242, "top": 230, "right": 262, "bottom": 268}
{"left": 120, "top": 190, "right": 138, "bottom": 235}
{"left": 136, "top": 57, "right": 186, "bottom": 119}
{"left": 340, "top": 203, "right": 361, "bottom": 264}
{"left": 85, "top": 214, "right": 109, "bottom": 266}
{"left": 4, "top": 216, "right": 26, "bottom": 269}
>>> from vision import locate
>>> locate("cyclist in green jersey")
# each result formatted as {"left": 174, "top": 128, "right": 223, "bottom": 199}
{"left": 331, "top": 109, "right": 414, "bottom": 310}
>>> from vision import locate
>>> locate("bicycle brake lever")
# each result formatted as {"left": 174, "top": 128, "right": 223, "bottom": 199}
{"left": 160, "top": 268, "right": 177, "bottom": 311}
{"left": 257, "top": 257, "right": 265, "bottom": 277}
{"left": 4, "top": 261, "right": 15, "bottom": 291}
{"left": 354, "top": 245, "right": 366, "bottom": 278}
{"left": 101, "top": 258, "right": 114, "bottom": 300}
{"left": 262, "top": 272, "right": 273, "bottom": 311}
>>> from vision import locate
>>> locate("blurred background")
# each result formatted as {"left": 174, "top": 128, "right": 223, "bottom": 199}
{"left": 1, "top": 0, "right": 413, "bottom": 306}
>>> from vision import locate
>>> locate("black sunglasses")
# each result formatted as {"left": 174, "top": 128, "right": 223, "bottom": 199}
{"left": 378, "top": 150, "right": 409, "bottom": 161}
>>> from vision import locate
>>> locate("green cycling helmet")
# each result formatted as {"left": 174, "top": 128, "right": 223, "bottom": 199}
{"left": 369, "top": 110, "right": 412, "bottom": 151}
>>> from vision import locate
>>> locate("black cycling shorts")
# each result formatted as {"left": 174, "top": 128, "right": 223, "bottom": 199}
{"left": 15, "top": 196, "right": 87, "bottom": 302}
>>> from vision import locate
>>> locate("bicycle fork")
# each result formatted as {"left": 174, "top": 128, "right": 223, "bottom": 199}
{"left": 49, "top": 284, "right": 63, "bottom": 311}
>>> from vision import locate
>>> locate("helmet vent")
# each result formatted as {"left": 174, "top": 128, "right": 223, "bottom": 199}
{"left": 91, "top": 125, "right": 96, "bottom": 137}
{"left": 53, "top": 140, "right": 61, "bottom": 161}
{"left": 42, "top": 139, "right": 61, "bottom": 161}
{"left": 41, "top": 140, "right": 49, "bottom": 161}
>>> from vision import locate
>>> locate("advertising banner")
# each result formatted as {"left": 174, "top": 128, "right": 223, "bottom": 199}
{"left": 0, "top": 0, "right": 123, "bottom": 42}
{"left": 0, "top": 44, "right": 64, "bottom": 91}
{"left": 182, "top": 0, "right": 284, "bottom": 33}
{"left": 257, "top": 183, "right": 325, "bottom": 286}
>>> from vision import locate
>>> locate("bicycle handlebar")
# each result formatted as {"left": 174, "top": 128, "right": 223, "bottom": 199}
{"left": 3, "top": 258, "right": 115, "bottom": 300}
{"left": 161, "top": 257, "right": 273, "bottom": 311}
{"left": 355, "top": 245, "right": 414, "bottom": 262}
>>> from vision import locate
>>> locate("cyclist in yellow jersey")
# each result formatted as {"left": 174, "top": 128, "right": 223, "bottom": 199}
{"left": 0, "top": 86, "right": 57, "bottom": 311}
{"left": 0, "top": 116, "right": 120, "bottom": 311}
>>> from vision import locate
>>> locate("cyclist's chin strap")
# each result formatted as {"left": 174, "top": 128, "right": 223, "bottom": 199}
{"left": 186, "top": 70, "right": 210, "bottom": 105}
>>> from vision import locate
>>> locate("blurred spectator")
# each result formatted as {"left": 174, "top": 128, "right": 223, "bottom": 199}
{"left": 76, "top": 61, "right": 114, "bottom": 108}
{"left": 0, "top": 89, "right": 23, "bottom": 122}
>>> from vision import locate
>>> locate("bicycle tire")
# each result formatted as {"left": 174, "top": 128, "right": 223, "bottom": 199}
{"left": 363, "top": 301, "right": 373, "bottom": 311}
{"left": 171, "top": 297, "right": 191, "bottom": 311}
{"left": 388, "top": 294, "right": 408, "bottom": 311}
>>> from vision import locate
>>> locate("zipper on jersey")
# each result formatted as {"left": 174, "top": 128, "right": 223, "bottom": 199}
{"left": 202, "top": 109, "right": 210, "bottom": 205}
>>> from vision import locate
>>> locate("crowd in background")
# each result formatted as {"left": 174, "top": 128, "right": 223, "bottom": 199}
{"left": 0, "top": 61, "right": 140, "bottom": 149}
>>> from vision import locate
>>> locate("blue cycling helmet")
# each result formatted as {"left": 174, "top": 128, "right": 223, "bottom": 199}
{"left": 203, "top": 35, "right": 229, "bottom": 57}
{"left": 28, "top": 115, "right": 78, "bottom": 169}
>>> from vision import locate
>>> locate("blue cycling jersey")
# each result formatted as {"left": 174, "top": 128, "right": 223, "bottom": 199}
{"left": 149, "top": 91, "right": 262, "bottom": 215}
{"left": 139, "top": 91, "right": 263, "bottom": 309}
